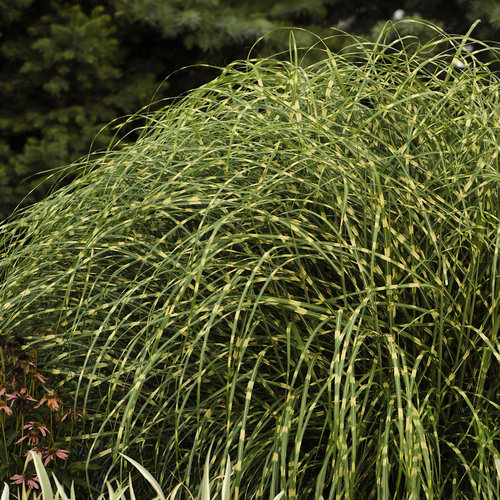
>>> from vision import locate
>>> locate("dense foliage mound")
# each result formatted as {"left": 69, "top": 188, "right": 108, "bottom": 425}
{"left": 1, "top": 28, "right": 499, "bottom": 498}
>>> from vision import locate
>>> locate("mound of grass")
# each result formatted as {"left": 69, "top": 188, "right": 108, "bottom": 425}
{"left": 1, "top": 24, "right": 499, "bottom": 498}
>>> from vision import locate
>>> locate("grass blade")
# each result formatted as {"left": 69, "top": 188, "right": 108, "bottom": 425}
{"left": 119, "top": 453, "right": 165, "bottom": 500}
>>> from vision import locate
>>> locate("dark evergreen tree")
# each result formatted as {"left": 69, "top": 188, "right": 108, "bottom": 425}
{"left": 0, "top": 1, "right": 162, "bottom": 219}
{"left": 0, "top": 0, "right": 498, "bottom": 221}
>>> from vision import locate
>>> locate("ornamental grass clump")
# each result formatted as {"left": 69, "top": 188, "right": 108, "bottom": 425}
{"left": 0, "top": 23, "right": 499, "bottom": 499}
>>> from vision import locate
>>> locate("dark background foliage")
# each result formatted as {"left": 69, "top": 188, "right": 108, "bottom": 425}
{"left": 0, "top": 0, "right": 498, "bottom": 221}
